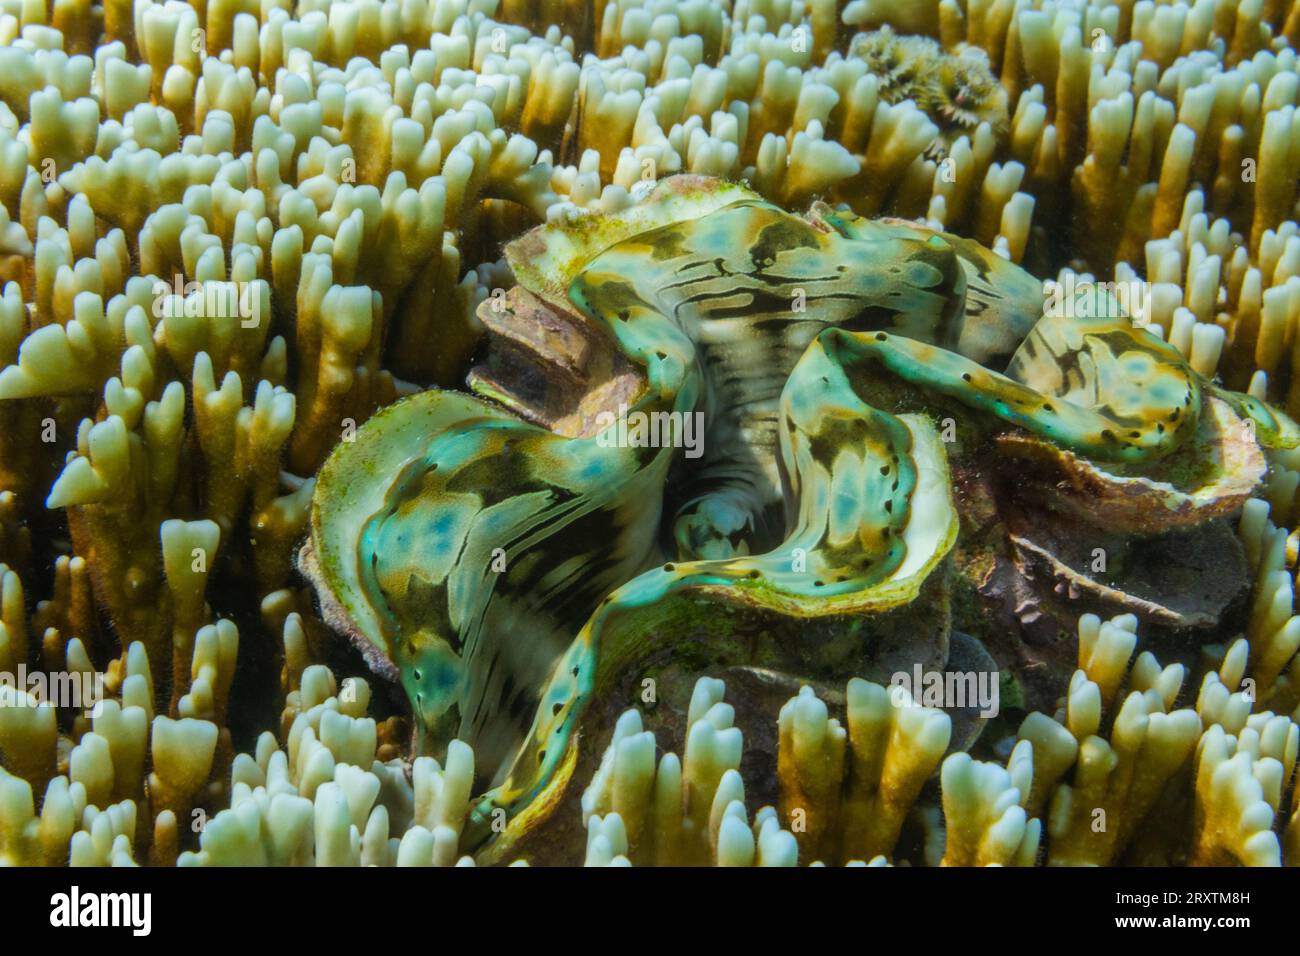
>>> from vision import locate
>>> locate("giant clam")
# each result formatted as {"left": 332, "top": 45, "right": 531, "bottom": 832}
{"left": 304, "top": 174, "right": 1295, "bottom": 859}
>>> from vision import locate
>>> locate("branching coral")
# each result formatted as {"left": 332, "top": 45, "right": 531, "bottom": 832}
{"left": 1, "top": 588, "right": 1298, "bottom": 867}
{"left": 1001, "top": 610, "right": 1300, "bottom": 867}
{"left": 579, "top": 677, "right": 795, "bottom": 866}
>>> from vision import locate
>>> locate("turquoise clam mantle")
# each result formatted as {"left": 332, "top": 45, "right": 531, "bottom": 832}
{"left": 304, "top": 175, "right": 1296, "bottom": 855}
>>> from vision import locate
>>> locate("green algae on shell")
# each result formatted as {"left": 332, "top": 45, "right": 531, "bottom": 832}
{"left": 995, "top": 396, "right": 1267, "bottom": 535}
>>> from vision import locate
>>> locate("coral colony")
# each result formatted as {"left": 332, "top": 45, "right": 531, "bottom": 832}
{"left": 1, "top": 0, "right": 1299, "bottom": 875}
